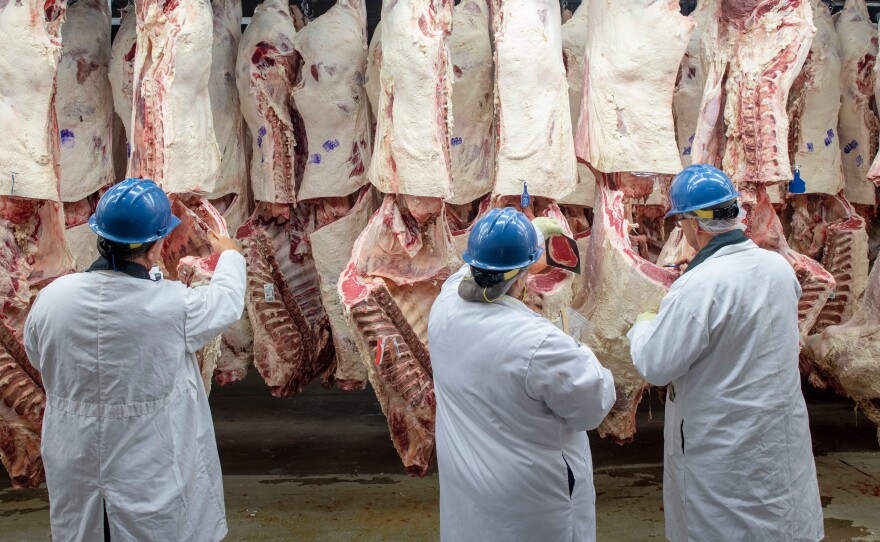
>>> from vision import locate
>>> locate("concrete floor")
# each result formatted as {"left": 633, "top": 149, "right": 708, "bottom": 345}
{"left": 1, "top": 373, "right": 879, "bottom": 541}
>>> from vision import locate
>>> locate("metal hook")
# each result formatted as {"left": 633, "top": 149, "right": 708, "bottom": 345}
{"left": 299, "top": 0, "right": 313, "bottom": 20}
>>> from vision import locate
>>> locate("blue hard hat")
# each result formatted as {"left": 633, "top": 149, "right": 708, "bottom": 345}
{"left": 666, "top": 164, "right": 740, "bottom": 218}
{"left": 88, "top": 178, "right": 181, "bottom": 244}
{"left": 462, "top": 208, "right": 543, "bottom": 272}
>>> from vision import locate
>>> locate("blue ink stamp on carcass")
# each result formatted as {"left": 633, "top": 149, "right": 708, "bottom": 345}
{"left": 309, "top": 154, "right": 321, "bottom": 164}
{"left": 682, "top": 146, "right": 692, "bottom": 156}
{"left": 844, "top": 140, "right": 859, "bottom": 154}
{"left": 257, "top": 126, "right": 267, "bottom": 148}
{"left": 60, "top": 129, "right": 75, "bottom": 148}
{"left": 688, "top": 133, "right": 695, "bottom": 143}
{"left": 856, "top": 155, "right": 864, "bottom": 167}
{"left": 126, "top": 143, "right": 131, "bottom": 158}
{"left": 451, "top": 137, "right": 463, "bottom": 146}
{"left": 323, "top": 139, "right": 340, "bottom": 152}
{"left": 806, "top": 143, "right": 814, "bottom": 152}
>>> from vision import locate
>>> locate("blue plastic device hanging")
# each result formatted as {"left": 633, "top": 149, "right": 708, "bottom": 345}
{"left": 521, "top": 181, "right": 531, "bottom": 209}
{"left": 789, "top": 166, "right": 806, "bottom": 194}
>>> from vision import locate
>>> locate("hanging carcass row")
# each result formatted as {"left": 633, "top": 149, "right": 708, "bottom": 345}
{"left": 0, "top": 0, "right": 74, "bottom": 488}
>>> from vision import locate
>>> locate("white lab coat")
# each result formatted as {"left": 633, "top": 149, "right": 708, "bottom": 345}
{"left": 24, "top": 250, "right": 247, "bottom": 542}
{"left": 428, "top": 266, "right": 616, "bottom": 542}
{"left": 628, "top": 240, "right": 823, "bottom": 542}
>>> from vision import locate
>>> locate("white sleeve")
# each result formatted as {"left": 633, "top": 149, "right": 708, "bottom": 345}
{"left": 627, "top": 291, "right": 710, "bottom": 386}
{"left": 184, "top": 250, "right": 247, "bottom": 353}
{"left": 23, "top": 304, "right": 41, "bottom": 372}
{"left": 525, "top": 329, "right": 617, "bottom": 432}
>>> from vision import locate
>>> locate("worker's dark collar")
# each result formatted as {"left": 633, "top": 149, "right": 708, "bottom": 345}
{"left": 87, "top": 256, "right": 153, "bottom": 280}
{"left": 683, "top": 229, "right": 748, "bottom": 275}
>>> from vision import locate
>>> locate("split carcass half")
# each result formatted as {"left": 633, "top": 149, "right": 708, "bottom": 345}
{"left": 571, "top": 0, "right": 691, "bottom": 442}
{"left": 57, "top": 0, "right": 115, "bottom": 271}
{"left": 802, "top": 257, "right": 880, "bottom": 444}
{"left": 237, "top": 0, "right": 301, "bottom": 205}
{"left": 837, "top": 0, "right": 878, "bottom": 207}
{"left": 689, "top": 0, "right": 835, "bottom": 336}
{"left": 446, "top": 0, "right": 494, "bottom": 205}
{"left": 291, "top": 0, "right": 371, "bottom": 202}
{"left": 339, "top": 195, "right": 461, "bottom": 476}
{"left": 787, "top": 0, "right": 844, "bottom": 196}
{"left": 129, "top": 0, "right": 222, "bottom": 194}
{"left": 491, "top": 0, "right": 576, "bottom": 200}
{"left": 558, "top": 3, "right": 596, "bottom": 208}
{"left": 109, "top": 6, "right": 137, "bottom": 144}
{"left": 0, "top": 0, "right": 71, "bottom": 488}
{"left": 368, "top": 0, "right": 453, "bottom": 198}
{"left": 337, "top": 0, "right": 457, "bottom": 476}
{"left": 208, "top": 0, "right": 250, "bottom": 232}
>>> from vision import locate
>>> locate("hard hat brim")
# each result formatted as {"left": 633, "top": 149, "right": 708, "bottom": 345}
{"left": 462, "top": 245, "right": 545, "bottom": 272}
{"left": 665, "top": 192, "right": 741, "bottom": 218}
{"left": 89, "top": 214, "right": 182, "bottom": 245}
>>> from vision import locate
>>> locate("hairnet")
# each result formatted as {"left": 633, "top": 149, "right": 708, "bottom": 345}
{"left": 458, "top": 266, "right": 530, "bottom": 303}
{"left": 97, "top": 237, "right": 155, "bottom": 262}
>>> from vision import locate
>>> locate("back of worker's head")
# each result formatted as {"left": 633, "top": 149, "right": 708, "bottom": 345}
{"left": 459, "top": 207, "right": 544, "bottom": 302}
{"left": 89, "top": 178, "right": 181, "bottom": 264}
{"left": 667, "top": 164, "right": 743, "bottom": 235}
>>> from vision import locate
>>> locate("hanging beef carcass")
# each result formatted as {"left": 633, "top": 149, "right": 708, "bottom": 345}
{"left": 130, "top": 0, "right": 221, "bottom": 195}
{"left": 128, "top": 0, "right": 229, "bottom": 283}
{"left": 691, "top": 0, "right": 834, "bottom": 336}
{"left": 368, "top": 0, "right": 453, "bottom": 199}
{"left": 208, "top": 0, "right": 250, "bottom": 232}
{"left": 785, "top": 0, "right": 870, "bottom": 337}
{"left": 109, "top": 6, "right": 136, "bottom": 152}
{"left": 291, "top": 0, "right": 379, "bottom": 390}
{"left": 558, "top": 3, "right": 596, "bottom": 212}
{"left": 339, "top": 0, "right": 457, "bottom": 476}
{"left": 570, "top": 0, "right": 689, "bottom": 442}
{"left": 0, "top": 0, "right": 72, "bottom": 488}
{"left": 490, "top": 0, "right": 576, "bottom": 200}
{"left": 56, "top": 0, "right": 114, "bottom": 271}
{"left": 291, "top": 0, "right": 371, "bottom": 202}
{"left": 837, "top": 0, "right": 878, "bottom": 210}
{"left": 446, "top": 0, "right": 494, "bottom": 207}
{"left": 487, "top": 0, "right": 580, "bottom": 315}
{"left": 234, "top": 0, "right": 351, "bottom": 396}
{"left": 237, "top": 0, "right": 300, "bottom": 205}
{"left": 802, "top": 257, "right": 880, "bottom": 443}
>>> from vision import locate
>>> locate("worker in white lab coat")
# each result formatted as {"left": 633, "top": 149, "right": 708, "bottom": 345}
{"left": 24, "top": 178, "right": 246, "bottom": 542}
{"left": 628, "top": 165, "right": 824, "bottom": 542}
{"left": 428, "top": 207, "right": 616, "bottom": 542}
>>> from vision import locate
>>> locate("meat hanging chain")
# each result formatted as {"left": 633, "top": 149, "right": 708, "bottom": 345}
{"left": 3, "top": 0, "right": 880, "bottom": 486}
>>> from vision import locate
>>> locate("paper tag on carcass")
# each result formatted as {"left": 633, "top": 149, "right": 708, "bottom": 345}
{"left": 264, "top": 284, "right": 275, "bottom": 302}
{"left": 554, "top": 308, "right": 593, "bottom": 343}
{"left": 149, "top": 266, "right": 163, "bottom": 281}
